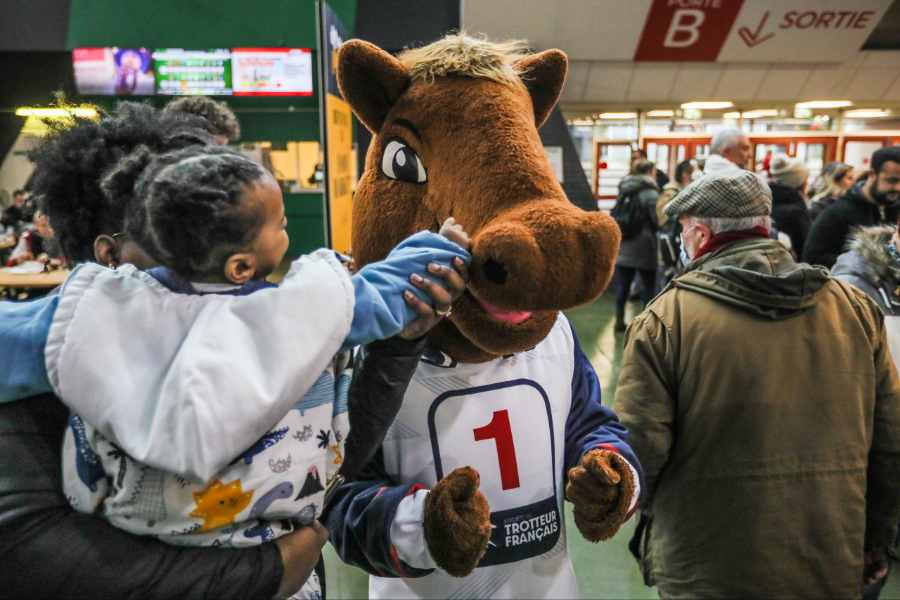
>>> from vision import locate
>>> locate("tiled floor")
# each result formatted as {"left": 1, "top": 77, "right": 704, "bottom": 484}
{"left": 324, "top": 294, "right": 900, "bottom": 599}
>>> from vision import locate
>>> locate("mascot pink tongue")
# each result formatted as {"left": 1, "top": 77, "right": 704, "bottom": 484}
{"left": 473, "top": 295, "right": 532, "bottom": 324}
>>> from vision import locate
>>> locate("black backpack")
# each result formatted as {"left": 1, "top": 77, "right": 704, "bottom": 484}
{"left": 611, "top": 189, "right": 648, "bottom": 240}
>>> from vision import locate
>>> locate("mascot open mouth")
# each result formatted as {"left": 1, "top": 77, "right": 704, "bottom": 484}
{"left": 469, "top": 292, "right": 533, "bottom": 325}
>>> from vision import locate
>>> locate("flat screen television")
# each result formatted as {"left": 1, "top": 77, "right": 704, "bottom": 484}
{"left": 232, "top": 48, "right": 313, "bottom": 96}
{"left": 73, "top": 47, "right": 155, "bottom": 96}
{"left": 153, "top": 48, "right": 232, "bottom": 96}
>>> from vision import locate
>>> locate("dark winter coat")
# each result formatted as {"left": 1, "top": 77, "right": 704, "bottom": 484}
{"left": 769, "top": 182, "right": 811, "bottom": 257}
{"left": 616, "top": 238, "right": 900, "bottom": 599}
{"left": 808, "top": 194, "right": 840, "bottom": 224}
{"left": 0, "top": 395, "right": 285, "bottom": 598}
{"left": 802, "top": 184, "right": 900, "bottom": 268}
{"left": 615, "top": 175, "right": 659, "bottom": 271}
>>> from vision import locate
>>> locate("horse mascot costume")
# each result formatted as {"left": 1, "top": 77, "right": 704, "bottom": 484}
{"left": 326, "top": 34, "right": 643, "bottom": 599}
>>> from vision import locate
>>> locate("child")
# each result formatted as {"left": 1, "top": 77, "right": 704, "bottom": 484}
{"left": 20, "top": 145, "right": 468, "bottom": 599}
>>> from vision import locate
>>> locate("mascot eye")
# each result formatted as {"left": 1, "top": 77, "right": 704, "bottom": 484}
{"left": 381, "top": 139, "right": 427, "bottom": 183}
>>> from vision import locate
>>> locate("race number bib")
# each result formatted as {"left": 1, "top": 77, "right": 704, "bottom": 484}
{"left": 427, "top": 379, "right": 560, "bottom": 566}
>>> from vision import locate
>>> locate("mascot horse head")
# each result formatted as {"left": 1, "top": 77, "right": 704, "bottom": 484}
{"left": 339, "top": 34, "right": 621, "bottom": 362}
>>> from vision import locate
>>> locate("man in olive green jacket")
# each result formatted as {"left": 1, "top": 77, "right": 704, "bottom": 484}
{"left": 615, "top": 171, "right": 900, "bottom": 599}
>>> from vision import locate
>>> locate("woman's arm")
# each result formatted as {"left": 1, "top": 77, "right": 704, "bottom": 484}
{"left": 0, "top": 394, "right": 285, "bottom": 600}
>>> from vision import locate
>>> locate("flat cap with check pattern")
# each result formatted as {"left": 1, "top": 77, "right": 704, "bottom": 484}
{"left": 664, "top": 170, "right": 772, "bottom": 219}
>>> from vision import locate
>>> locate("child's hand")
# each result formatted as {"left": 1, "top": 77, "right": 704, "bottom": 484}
{"left": 439, "top": 217, "right": 470, "bottom": 250}
{"left": 400, "top": 254, "right": 469, "bottom": 340}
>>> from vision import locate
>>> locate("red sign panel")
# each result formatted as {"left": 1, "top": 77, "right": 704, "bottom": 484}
{"left": 635, "top": 0, "right": 745, "bottom": 61}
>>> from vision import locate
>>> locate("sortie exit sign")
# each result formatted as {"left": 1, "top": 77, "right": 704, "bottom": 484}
{"left": 634, "top": 0, "right": 891, "bottom": 63}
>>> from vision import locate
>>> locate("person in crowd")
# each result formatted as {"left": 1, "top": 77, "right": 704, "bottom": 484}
{"left": 759, "top": 149, "right": 774, "bottom": 175}
{"left": 833, "top": 223, "right": 900, "bottom": 315}
{"left": 656, "top": 159, "right": 694, "bottom": 226}
{"left": 0, "top": 102, "right": 460, "bottom": 598}
{"left": 832, "top": 223, "right": 900, "bottom": 600}
{"left": 615, "top": 171, "right": 900, "bottom": 599}
{"left": 1, "top": 189, "right": 30, "bottom": 231}
{"left": 633, "top": 147, "right": 669, "bottom": 189}
{"left": 163, "top": 95, "right": 241, "bottom": 144}
{"left": 655, "top": 159, "right": 694, "bottom": 288}
{"left": 703, "top": 128, "right": 752, "bottom": 176}
{"left": 803, "top": 146, "right": 900, "bottom": 268}
{"left": 5, "top": 209, "right": 63, "bottom": 267}
{"left": 809, "top": 162, "right": 855, "bottom": 222}
{"left": 808, "top": 161, "right": 838, "bottom": 198}
{"left": 613, "top": 159, "right": 659, "bottom": 332}
{"left": 768, "top": 154, "right": 812, "bottom": 256}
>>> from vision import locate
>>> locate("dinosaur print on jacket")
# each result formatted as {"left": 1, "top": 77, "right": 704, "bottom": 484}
{"left": 190, "top": 479, "right": 254, "bottom": 532}
{"left": 232, "top": 426, "right": 289, "bottom": 466}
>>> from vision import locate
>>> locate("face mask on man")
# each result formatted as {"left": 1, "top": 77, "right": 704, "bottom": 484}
{"left": 679, "top": 233, "right": 692, "bottom": 266}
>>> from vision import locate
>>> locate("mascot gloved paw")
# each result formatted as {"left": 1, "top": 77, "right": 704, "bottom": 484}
{"left": 423, "top": 466, "right": 492, "bottom": 577}
{"left": 565, "top": 448, "right": 635, "bottom": 542}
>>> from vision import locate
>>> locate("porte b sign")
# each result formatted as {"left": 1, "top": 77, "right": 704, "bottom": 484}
{"left": 634, "top": 0, "right": 892, "bottom": 63}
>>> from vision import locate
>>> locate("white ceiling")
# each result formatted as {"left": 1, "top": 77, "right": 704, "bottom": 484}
{"left": 557, "top": 52, "right": 900, "bottom": 107}
{"left": 462, "top": 0, "right": 900, "bottom": 108}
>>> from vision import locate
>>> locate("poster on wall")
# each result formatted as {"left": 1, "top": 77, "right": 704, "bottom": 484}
{"left": 153, "top": 48, "right": 232, "bottom": 96}
{"left": 318, "top": 0, "right": 354, "bottom": 253}
{"left": 232, "top": 48, "right": 313, "bottom": 96}
{"left": 73, "top": 47, "right": 155, "bottom": 95}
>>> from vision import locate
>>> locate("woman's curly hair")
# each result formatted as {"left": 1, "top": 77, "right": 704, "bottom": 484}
{"left": 104, "top": 145, "right": 269, "bottom": 280}
{"left": 27, "top": 102, "right": 213, "bottom": 263}
{"left": 163, "top": 96, "right": 241, "bottom": 142}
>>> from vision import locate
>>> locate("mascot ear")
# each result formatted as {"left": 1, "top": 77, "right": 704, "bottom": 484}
{"left": 515, "top": 49, "right": 568, "bottom": 128}
{"left": 337, "top": 40, "right": 411, "bottom": 133}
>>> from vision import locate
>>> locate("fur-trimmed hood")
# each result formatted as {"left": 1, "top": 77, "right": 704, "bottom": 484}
{"left": 845, "top": 225, "right": 900, "bottom": 284}
{"left": 832, "top": 225, "right": 900, "bottom": 314}
{"left": 835, "top": 225, "right": 900, "bottom": 286}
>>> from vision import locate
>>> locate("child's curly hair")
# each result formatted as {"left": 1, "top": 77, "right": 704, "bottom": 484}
{"left": 163, "top": 96, "right": 241, "bottom": 142}
{"left": 103, "top": 145, "right": 270, "bottom": 280}
{"left": 28, "top": 102, "right": 213, "bottom": 263}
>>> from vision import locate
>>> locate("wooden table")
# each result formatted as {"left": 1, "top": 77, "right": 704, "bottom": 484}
{"left": 0, "top": 269, "right": 69, "bottom": 289}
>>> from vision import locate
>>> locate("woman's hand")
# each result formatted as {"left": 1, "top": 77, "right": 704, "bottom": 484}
{"left": 273, "top": 521, "right": 329, "bottom": 599}
{"left": 400, "top": 218, "right": 470, "bottom": 340}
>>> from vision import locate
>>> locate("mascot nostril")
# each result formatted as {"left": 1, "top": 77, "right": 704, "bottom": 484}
{"left": 482, "top": 258, "right": 508, "bottom": 285}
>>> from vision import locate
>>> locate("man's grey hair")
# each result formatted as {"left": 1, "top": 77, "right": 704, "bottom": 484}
{"left": 710, "top": 128, "right": 748, "bottom": 155}
{"left": 685, "top": 215, "right": 771, "bottom": 234}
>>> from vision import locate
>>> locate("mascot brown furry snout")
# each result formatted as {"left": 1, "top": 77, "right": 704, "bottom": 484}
{"left": 470, "top": 202, "right": 619, "bottom": 311}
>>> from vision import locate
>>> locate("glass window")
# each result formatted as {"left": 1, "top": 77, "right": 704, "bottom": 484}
{"left": 597, "top": 143, "right": 631, "bottom": 201}
{"left": 844, "top": 140, "right": 884, "bottom": 171}
{"left": 796, "top": 142, "right": 826, "bottom": 185}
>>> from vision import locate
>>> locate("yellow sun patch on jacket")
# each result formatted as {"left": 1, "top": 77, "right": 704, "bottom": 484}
{"left": 189, "top": 479, "right": 254, "bottom": 532}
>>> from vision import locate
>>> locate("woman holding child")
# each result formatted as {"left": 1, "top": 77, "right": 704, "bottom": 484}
{"left": 0, "top": 102, "right": 469, "bottom": 598}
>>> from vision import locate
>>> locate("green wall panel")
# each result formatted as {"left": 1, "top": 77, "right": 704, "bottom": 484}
{"left": 284, "top": 192, "right": 326, "bottom": 257}
{"left": 67, "top": 0, "right": 353, "bottom": 50}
